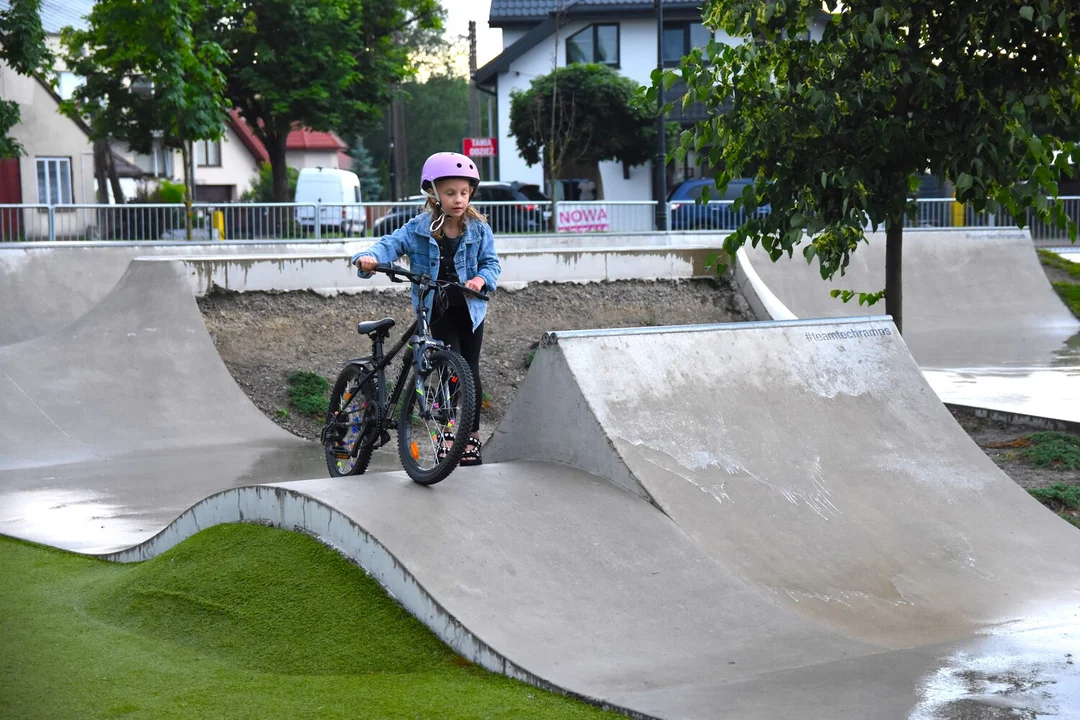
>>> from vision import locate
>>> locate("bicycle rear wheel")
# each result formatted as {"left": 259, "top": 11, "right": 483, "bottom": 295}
{"left": 324, "top": 364, "right": 380, "bottom": 477}
{"left": 397, "top": 348, "right": 476, "bottom": 485}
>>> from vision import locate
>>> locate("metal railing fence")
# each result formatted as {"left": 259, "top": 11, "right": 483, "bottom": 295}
{"left": 3, "top": 197, "right": 1078, "bottom": 243}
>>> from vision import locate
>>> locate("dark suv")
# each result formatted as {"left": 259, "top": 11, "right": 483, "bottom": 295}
{"left": 475, "top": 181, "right": 549, "bottom": 233}
{"left": 668, "top": 177, "right": 771, "bottom": 230}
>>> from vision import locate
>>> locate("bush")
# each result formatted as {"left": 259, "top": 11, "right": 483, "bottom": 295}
{"left": 242, "top": 163, "right": 299, "bottom": 202}
{"left": 287, "top": 371, "right": 329, "bottom": 417}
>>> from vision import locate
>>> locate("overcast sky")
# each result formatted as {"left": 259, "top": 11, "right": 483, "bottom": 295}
{"left": 442, "top": 0, "right": 503, "bottom": 72}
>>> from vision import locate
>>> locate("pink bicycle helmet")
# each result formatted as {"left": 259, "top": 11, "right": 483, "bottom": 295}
{"left": 420, "top": 152, "right": 480, "bottom": 196}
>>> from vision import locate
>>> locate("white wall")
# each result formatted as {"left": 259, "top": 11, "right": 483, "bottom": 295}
{"left": 496, "top": 18, "right": 700, "bottom": 201}
{"left": 1, "top": 60, "right": 95, "bottom": 206}
{"left": 502, "top": 29, "right": 526, "bottom": 48}
{"left": 194, "top": 127, "right": 261, "bottom": 199}
{"left": 286, "top": 150, "right": 339, "bottom": 171}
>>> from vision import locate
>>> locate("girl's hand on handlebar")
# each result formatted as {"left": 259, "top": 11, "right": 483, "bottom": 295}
{"left": 355, "top": 256, "right": 378, "bottom": 273}
{"left": 465, "top": 277, "right": 485, "bottom": 294}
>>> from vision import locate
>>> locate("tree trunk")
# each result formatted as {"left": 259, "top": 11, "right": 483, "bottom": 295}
{"left": 104, "top": 145, "right": 125, "bottom": 204}
{"left": 547, "top": 144, "right": 558, "bottom": 233}
{"left": 93, "top": 140, "right": 109, "bottom": 203}
{"left": 179, "top": 139, "right": 193, "bottom": 241}
{"left": 268, "top": 134, "right": 290, "bottom": 203}
{"left": 885, "top": 220, "right": 903, "bottom": 335}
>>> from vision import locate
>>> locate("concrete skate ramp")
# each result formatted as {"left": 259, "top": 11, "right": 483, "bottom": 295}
{"left": 0, "top": 241, "right": 370, "bottom": 346}
{"left": 0, "top": 259, "right": 324, "bottom": 474}
{"left": 54, "top": 462, "right": 1075, "bottom": 720}
{"left": 487, "top": 318, "right": 1080, "bottom": 651}
{"left": 735, "top": 229, "right": 1080, "bottom": 422}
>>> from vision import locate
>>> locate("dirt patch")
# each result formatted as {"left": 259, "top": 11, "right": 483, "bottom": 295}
{"left": 199, "top": 277, "right": 1080, "bottom": 498}
{"left": 198, "top": 278, "right": 753, "bottom": 440}
{"left": 949, "top": 410, "right": 1080, "bottom": 489}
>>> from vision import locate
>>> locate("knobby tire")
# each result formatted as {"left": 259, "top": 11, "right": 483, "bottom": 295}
{"left": 397, "top": 348, "right": 476, "bottom": 485}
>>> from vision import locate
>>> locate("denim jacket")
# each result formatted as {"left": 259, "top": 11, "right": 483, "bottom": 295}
{"left": 352, "top": 212, "right": 501, "bottom": 331}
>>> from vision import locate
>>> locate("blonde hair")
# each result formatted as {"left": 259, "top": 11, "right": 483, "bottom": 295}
{"left": 423, "top": 188, "right": 487, "bottom": 240}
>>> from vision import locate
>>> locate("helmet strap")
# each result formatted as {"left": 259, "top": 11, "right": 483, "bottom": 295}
{"left": 430, "top": 210, "right": 447, "bottom": 235}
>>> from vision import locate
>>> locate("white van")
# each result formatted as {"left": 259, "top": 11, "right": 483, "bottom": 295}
{"left": 294, "top": 167, "right": 365, "bottom": 236}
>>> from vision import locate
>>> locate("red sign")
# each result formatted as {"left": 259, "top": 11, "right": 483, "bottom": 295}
{"left": 463, "top": 137, "right": 498, "bottom": 157}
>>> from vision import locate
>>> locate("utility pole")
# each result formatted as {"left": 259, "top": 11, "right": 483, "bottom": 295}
{"left": 654, "top": 0, "right": 668, "bottom": 231}
{"left": 468, "top": 21, "right": 483, "bottom": 176}
{"left": 388, "top": 95, "right": 408, "bottom": 200}
{"left": 486, "top": 94, "right": 495, "bottom": 180}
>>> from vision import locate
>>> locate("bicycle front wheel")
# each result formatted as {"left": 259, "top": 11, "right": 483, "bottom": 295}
{"left": 397, "top": 348, "right": 476, "bottom": 485}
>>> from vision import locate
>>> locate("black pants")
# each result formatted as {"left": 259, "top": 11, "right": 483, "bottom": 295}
{"left": 431, "top": 303, "right": 484, "bottom": 433}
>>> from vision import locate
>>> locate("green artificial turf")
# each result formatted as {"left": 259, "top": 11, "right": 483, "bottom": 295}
{"left": 0, "top": 524, "right": 613, "bottom": 720}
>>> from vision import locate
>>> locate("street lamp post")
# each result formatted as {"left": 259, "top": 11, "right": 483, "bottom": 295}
{"left": 654, "top": 0, "right": 668, "bottom": 232}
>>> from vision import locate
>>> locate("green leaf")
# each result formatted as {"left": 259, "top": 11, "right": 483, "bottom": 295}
{"left": 1020, "top": 5, "right": 1035, "bottom": 21}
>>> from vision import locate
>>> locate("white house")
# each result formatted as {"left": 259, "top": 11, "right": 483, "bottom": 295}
{"left": 474, "top": 0, "right": 826, "bottom": 202}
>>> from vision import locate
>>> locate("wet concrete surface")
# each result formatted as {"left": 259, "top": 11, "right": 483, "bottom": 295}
{"left": 0, "top": 442, "right": 326, "bottom": 553}
{"left": 738, "top": 230, "right": 1080, "bottom": 424}
{"left": 3, "top": 251, "right": 1080, "bottom": 718}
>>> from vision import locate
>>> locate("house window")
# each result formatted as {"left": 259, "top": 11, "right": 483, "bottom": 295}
{"left": 663, "top": 21, "right": 712, "bottom": 66}
{"left": 566, "top": 24, "right": 619, "bottom": 67}
{"left": 133, "top": 143, "right": 174, "bottom": 178}
{"left": 57, "top": 72, "right": 84, "bottom": 101}
{"left": 36, "top": 158, "right": 73, "bottom": 205}
{"left": 196, "top": 140, "right": 221, "bottom": 167}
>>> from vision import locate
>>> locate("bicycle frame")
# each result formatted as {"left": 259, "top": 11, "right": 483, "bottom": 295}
{"left": 330, "top": 263, "right": 485, "bottom": 454}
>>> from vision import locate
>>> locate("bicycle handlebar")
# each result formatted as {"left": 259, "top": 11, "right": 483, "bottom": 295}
{"left": 373, "top": 263, "right": 489, "bottom": 302}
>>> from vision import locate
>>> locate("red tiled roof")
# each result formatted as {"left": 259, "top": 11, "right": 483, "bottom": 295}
{"left": 228, "top": 109, "right": 270, "bottom": 164}
{"left": 286, "top": 128, "right": 347, "bottom": 151}
{"left": 227, "top": 110, "right": 348, "bottom": 162}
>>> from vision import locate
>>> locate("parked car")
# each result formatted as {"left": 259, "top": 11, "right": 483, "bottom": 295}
{"left": 369, "top": 195, "right": 425, "bottom": 237}
{"left": 294, "top": 167, "right": 366, "bottom": 235}
{"left": 668, "top": 177, "right": 770, "bottom": 231}
{"left": 475, "top": 181, "right": 549, "bottom": 233}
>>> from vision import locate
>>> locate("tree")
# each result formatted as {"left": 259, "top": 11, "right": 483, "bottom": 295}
{"left": 350, "top": 140, "right": 385, "bottom": 202}
{"left": 660, "top": 0, "right": 1080, "bottom": 333}
{"left": 61, "top": 0, "right": 229, "bottom": 235}
{"left": 240, "top": 162, "right": 298, "bottom": 202}
{"left": 364, "top": 68, "right": 470, "bottom": 198}
{"left": 510, "top": 64, "right": 658, "bottom": 199}
{"left": 0, "top": 0, "right": 50, "bottom": 157}
{"left": 201, "top": 0, "right": 442, "bottom": 202}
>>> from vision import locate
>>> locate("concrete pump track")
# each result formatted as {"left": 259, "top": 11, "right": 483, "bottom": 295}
{"left": 2, "top": 232, "right": 1079, "bottom": 719}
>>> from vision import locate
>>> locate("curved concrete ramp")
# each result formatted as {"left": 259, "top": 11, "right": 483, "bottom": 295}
{"left": 0, "top": 241, "right": 370, "bottom": 346}
{"left": 86, "top": 462, "right": 1080, "bottom": 719}
{"left": 735, "top": 230, "right": 1080, "bottom": 423}
{"left": 488, "top": 318, "right": 1080, "bottom": 651}
{"left": 0, "top": 259, "right": 326, "bottom": 545}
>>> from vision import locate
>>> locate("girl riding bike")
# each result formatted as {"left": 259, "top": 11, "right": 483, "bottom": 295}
{"left": 352, "top": 152, "right": 501, "bottom": 466}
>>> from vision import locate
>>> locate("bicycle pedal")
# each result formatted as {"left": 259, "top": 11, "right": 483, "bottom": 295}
{"left": 329, "top": 445, "right": 352, "bottom": 459}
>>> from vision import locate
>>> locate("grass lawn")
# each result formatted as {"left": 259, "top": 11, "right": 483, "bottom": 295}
{"left": 1038, "top": 249, "right": 1080, "bottom": 316}
{"left": 0, "top": 524, "right": 613, "bottom": 720}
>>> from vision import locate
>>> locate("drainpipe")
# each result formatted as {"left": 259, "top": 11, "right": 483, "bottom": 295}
{"left": 654, "top": 0, "right": 668, "bottom": 232}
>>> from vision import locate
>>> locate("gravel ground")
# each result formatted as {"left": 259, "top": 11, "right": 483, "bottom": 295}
{"left": 199, "top": 276, "right": 1080, "bottom": 494}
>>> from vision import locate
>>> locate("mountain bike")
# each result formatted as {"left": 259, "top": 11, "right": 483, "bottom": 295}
{"left": 320, "top": 263, "right": 487, "bottom": 485}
